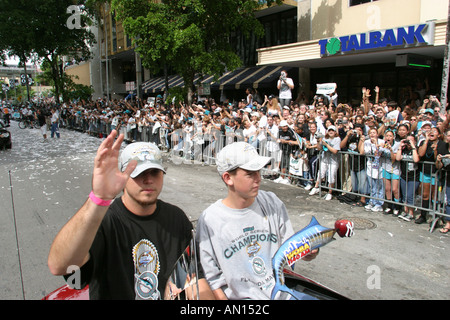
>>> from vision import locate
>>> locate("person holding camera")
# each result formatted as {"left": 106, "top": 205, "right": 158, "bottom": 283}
{"left": 416, "top": 124, "right": 443, "bottom": 224}
{"left": 396, "top": 134, "right": 420, "bottom": 221}
{"left": 277, "top": 70, "right": 294, "bottom": 109}
{"left": 361, "top": 128, "right": 385, "bottom": 212}
{"left": 340, "top": 123, "right": 368, "bottom": 206}
{"left": 380, "top": 130, "right": 401, "bottom": 215}
{"left": 309, "top": 126, "right": 341, "bottom": 200}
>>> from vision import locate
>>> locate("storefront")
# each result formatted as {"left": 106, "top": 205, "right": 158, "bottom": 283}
{"left": 311, "top": 60, "right": 442, "bottom": 105}
{"left": 258, "top": 20, "right": 448, "bottom": 106}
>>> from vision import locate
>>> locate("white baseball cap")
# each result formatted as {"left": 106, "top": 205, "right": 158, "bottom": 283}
{"left": 119, "top": 142, "right": 166, "bottom": 178}
{"left": 420, "top": 121, "right": 432, "bottom": 128}
{"left": 279, "top": 120, "right": 288, "bottom": 127}
{"left": 216, "top": 142, "right": 271, "bottom": 176}
{"left": 327, "top": 125, "right": 337, "bottom": 132}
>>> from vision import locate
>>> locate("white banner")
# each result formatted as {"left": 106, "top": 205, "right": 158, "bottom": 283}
{"left": 316, "top": 83, "right": 337, "bottom": 95}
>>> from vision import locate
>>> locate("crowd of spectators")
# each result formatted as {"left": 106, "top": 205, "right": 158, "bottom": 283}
{"left": 2, "top": 82, "right": 450, "bottom": 232}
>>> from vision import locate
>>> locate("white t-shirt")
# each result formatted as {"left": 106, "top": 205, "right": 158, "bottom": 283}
{"left": 380, "top": 141, "right": 400, "bottom": 175}
{"left": 364, "top": 139, "right": 384, "bottom": 179}
{"left": 277, "top": 78, "right": 294, "bottom": 100}
{"left": 243, "top": 124, "right": 257, "bottom": 144}
{"left": 321, "top": 137, "right": 341, "bottom": 165}
{"left": 266, "top": 124, "right": 279, "bottom": 152}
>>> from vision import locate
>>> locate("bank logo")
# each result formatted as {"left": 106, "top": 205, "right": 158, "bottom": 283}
{"left": 325, "top": 38, "right": 341, "bottom": 56}
{"left": 319, "top": 23, "right": 434, "bottom": 57}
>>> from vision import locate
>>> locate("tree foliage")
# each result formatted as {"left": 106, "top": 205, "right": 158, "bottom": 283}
{"left": 0, "top": 0, "right": 96, "bottom": 102}
{"left": 111, "top": 0, "right": 281, "bottom": 104}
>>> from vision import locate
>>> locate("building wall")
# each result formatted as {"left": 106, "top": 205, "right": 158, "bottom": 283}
{"left": 259, "top": 0, "right": 449, "bottom": 66}
{"left": 310, "top": 0, "right": 448, "bottom": 40}
{"left": 104, "top": 9, "right": 133, "bottom": 58}
{"left": 65, "top": 62, "right": 91, "bottom": 87}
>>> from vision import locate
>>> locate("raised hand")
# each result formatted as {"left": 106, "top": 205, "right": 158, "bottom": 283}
{"left": 92, "top": 130, "right": 137, "bottom": 201}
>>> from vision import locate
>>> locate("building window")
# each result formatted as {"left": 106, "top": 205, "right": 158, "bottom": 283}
{"left": 349, "top": 0, "right": 378, "bottom": 6}
{"left": 259, "top": 8, "right": 297, "bottom": 47}
{"left": 111, "top": 12, "right": 117, "bottom": 52}
{"left": 230, "top": 8, "right": 297, "bottom": 66}
{"left": 126, "top": 34, "right": 132, "bottom": 48}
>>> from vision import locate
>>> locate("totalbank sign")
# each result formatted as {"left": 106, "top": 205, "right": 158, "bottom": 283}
{"left": 319, "top": 23, "right": 435, "bottom": 57}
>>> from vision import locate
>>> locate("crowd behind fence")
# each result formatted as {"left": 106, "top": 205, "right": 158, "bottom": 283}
{"left": 4, "top": 90, "right": 450, "bottom": 234}
{"left": 60, "top": 115, "right": 450, "bottom": 233}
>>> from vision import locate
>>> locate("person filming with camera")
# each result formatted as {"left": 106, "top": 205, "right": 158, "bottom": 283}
{"left": 277, "top": 70, "right": 294, "bottom": 109}
{"left": 396, "top": 134, "right": 420, "bottom": 221}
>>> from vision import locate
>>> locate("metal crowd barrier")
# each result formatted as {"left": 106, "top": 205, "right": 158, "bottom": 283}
{"left": 64, "top": 117, "right": 449, "bottom": 233}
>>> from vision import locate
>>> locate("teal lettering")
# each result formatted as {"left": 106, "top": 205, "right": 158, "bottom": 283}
{"left": 223, "top": 233, "right": 278, "bottom": 259}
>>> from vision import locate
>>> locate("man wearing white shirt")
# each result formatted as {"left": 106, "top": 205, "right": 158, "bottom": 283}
{"left": 51, "top": 108, "right": 60, "bottom": 138}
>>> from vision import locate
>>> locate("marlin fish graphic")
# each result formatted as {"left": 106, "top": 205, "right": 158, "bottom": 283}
{"left": 271, "top": 216, "right": 354, "bottom": 300}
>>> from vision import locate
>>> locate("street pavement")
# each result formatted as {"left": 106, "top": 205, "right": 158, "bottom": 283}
{"left": 0, "top": 121, "right": 449, "bottom": 300}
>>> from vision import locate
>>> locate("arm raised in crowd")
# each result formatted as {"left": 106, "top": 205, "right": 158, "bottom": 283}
{"left": 48, "top": 130, "right": 137, "bottom": 276}
{"left": 374, "top": 86, "right": 379, "bottom": 104}
{"left": 362, "top": 88, "right": 371, "bottom": 115}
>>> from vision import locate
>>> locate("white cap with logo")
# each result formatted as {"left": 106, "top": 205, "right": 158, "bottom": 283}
{"left": 119, "top": 142, "right": 166, "bottom": 178}
{"left": 216, "top": 142, "right": 271, "bottom": 176}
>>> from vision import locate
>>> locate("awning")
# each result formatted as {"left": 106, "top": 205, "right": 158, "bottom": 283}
{"left": 201, "top": 65, "right": 289, "bottom": 90}
{"left": 142, "top": 65, "right": 293, "bottom": 94}
{"left": 142, "top": 74, "right": 206, "bottom": 94}
{"left": 142, "top": 74, "right": 185, "bottom": 94}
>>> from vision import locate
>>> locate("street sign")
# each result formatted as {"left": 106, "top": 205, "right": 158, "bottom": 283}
{"left": 20, "top": 74, "right": 34, "bottom": 86}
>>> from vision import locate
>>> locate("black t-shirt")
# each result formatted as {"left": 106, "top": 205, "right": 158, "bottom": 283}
{"left": 79, "top": 197, "right": 194, "bottom": 300}
{"left": 400, "top": 148, "right": 418, "bottom": 181}
{"left": 278, "top": 127, "right": 297, "bottom": 153}
{"left": 418, "top": 139, "right": 443, "bottom": 175}
{"left": 37, "top": 113, "right": 46, "bottom": 127}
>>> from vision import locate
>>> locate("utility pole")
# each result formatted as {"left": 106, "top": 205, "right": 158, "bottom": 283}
{"left": 135, "top": 48, "right": 142, "bottom": 100}
{"left": 440, "top": 0, "right": 450, "bottom": 110}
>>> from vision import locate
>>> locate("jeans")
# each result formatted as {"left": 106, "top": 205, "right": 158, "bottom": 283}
{"left": 279, "top": 98, "right": 291, "bottom": 108}
{"left": 307, "top": 155, "right": 319, "bottom": 186}
{"left": 400, "top": 178, "right": 419, "bottom": 206}
{"left": 367, "top": 176, "right": 384, "bottom": 207}
{"left": 351, "top": 169, "right": 368, "bottom": 195}
{"left": 51, "top": 123, "right": 60, "bottom": 138}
